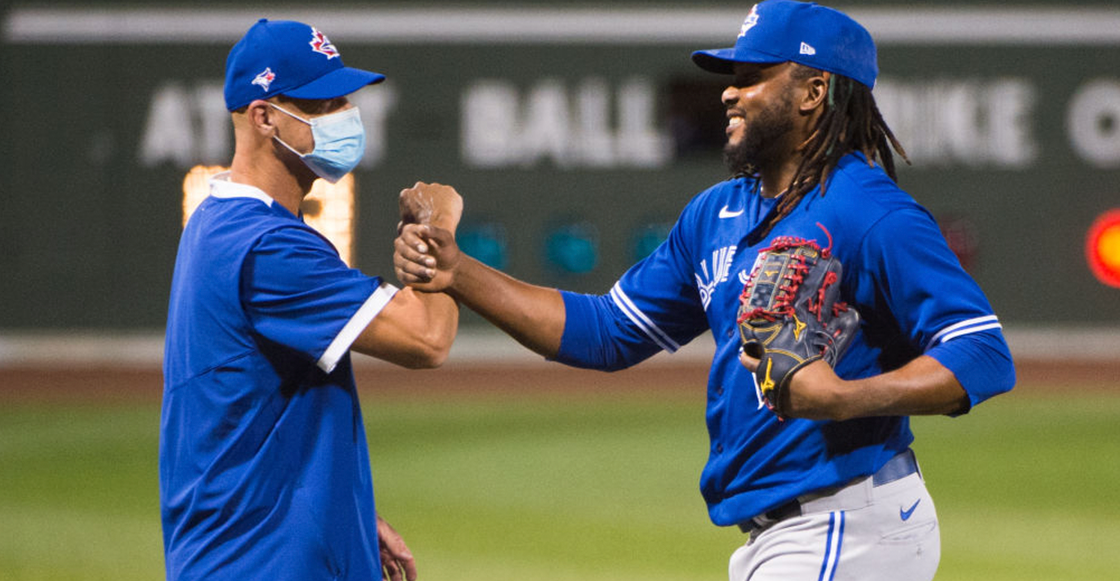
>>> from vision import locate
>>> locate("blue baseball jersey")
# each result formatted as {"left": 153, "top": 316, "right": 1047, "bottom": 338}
{"left": 556, "top": 152, "right": 1015, "bottom": 527}
{"left": 161, "top": 174, "right": 398, "bottom": 580}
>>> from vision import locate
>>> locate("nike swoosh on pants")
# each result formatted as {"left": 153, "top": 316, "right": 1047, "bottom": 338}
{"left": 900, "top": 499, "right": 921, "bottom": 521}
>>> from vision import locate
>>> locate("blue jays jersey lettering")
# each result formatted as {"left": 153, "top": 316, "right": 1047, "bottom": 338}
{"left": 161, "top": 174, "right": 396, "bottom": 580}
{"left": 555, "top": 152, "right": 1014, "bottom": 527}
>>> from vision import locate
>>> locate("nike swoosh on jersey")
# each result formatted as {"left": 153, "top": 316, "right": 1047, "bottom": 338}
{"left": 718, "top": 205, "right": 744, "bottom": 219}
{"left": 900, "top": 499, "right": 921, "bottom": 521}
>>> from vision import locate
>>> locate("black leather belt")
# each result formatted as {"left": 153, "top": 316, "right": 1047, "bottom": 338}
{"left": 738, "top": 449, "right": 919, "bottom": 534}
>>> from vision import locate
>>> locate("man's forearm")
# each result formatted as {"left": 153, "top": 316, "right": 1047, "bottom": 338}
{"left": 448, "top": 255, "right": 566, "bottom": 358}
{"left": 792, "top": 355, "right": 970, "bottom": 421}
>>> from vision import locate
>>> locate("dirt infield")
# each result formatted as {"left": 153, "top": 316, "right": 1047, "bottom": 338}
{"left": 0, "top": 357, "right": 1117, "bottom": 404}
{"left": 0, "top": 362, "right": 707, "bottom": 404}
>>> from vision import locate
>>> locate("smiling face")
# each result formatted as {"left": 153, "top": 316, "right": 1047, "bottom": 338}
{"left": 720, "top": 62, "right": 801, "bottom": 176}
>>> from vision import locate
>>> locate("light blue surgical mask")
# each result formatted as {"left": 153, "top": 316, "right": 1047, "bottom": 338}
{"left": 271, "top": 103, "right": 365, "bottom": 183}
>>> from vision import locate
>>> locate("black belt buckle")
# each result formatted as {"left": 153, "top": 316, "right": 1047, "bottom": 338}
{"left": 737, "top": 498, "right": 801, "bottom": 533}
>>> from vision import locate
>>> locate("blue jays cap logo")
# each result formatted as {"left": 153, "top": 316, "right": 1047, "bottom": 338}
{"left": 739, "top": 5, "right": 760, "bottom": 37}
{"left": 309, "top": 27, "right": 340, "bottom": 59}
{"left": 252, "top": 67, "right": 276, "bottom": 92}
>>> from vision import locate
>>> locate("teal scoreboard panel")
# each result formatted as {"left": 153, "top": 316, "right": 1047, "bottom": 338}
{"left": 3, "top": 4, "right": 1119, "bottom": 329}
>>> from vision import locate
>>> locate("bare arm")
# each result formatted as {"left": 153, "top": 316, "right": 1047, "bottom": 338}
{"left": 394, "top": 223, "right": 565, "bottom": 359}
{"left": 350, "top": 286, "right": 458, "bottom": 369}
{"left": 741, "top": 353, "right": 969, "bottom": 420}
{"left": 349, "top": 182, "right": 463, "bottom": 369}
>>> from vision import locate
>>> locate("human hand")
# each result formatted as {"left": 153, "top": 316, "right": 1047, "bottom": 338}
{"left": 738, "top": 354, "right": 848, "bottom": 421}
{"left": 736, "top": 228, "right": 859, "bottom": 419}
{"left": 394, "top": 223, "right": 461, "bottom": 292}
{"left": 398, "top": 182, "right": 463, "bottom": 234}
{"left": 377, "top": 515, "right": 417, "bottom": 581}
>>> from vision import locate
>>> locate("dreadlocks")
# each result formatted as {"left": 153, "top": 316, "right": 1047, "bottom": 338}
{"left": 749, "top": 65, "right": 909, "bottom": 243}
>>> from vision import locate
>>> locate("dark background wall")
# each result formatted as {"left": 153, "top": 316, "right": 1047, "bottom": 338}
{"left": 3, "top": 2, "right": 1119, "bottom": 330}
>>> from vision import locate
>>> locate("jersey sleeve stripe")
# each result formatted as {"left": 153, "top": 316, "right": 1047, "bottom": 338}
{"left": 937, "top": 322, "right": 1004, "bottom": 345}
{"left": 925, "top": 314, "right": 1001, "bottom": 349}
{"left": 609, "top": 284, "right": 681, "bottom": 353}
{"left": 317, "top": 282, "right": 399, "bottom": 373}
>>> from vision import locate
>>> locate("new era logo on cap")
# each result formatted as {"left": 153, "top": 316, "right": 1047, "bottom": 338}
{"left": 800, "top": 42, "right": 816, "bottom": 55}
{"left": 224, "top": 19, "right": 384, "bottom": 111}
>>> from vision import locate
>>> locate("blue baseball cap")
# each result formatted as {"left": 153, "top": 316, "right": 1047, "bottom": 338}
{"left": 224, "top": 19, "right": 385, "bottom": 111}
{"left": 692, "top": 0, "right": 878, "bottom": 88}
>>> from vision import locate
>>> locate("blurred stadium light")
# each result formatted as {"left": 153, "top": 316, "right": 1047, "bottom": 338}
{"left": 182, "top": 166, "right": 358, "bottom": 266}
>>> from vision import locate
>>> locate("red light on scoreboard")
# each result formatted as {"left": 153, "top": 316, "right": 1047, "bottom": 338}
{"left": 1086, "top": 209, "right": 1120, "bottom": 288}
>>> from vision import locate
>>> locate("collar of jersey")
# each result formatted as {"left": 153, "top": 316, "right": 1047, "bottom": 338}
{"left": 208, "top": 171, "right": 276, "bottom": 207}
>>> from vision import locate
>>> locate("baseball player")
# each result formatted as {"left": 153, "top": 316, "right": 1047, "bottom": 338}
{"left": 393, "top": 1, "right": 1015, "bottom": 580}
{"left": 161, "top": 19, "right": 460, "bottom": 581}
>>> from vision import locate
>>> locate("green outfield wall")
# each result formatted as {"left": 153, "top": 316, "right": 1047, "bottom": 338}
{"left": 3, "top": 2, "right": 1119, "bottom": 329}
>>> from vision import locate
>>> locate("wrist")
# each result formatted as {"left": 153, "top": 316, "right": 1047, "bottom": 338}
{"left": 429, "top": 217, "right": 458, "bottom": 235}
{"left": 442, "top": 254, "right": 480, "bottom": 300}
{"left": 823, "top": 377, "right": 861, "bottom": 421}
{"left": 789, "top": 360, "right": 857, "bottom": 421}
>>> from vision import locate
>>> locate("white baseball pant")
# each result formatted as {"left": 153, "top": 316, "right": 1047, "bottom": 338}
{"left": 729, "top": 453, "right": 939, "bottom": 581}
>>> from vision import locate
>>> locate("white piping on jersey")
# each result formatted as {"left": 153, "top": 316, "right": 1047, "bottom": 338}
{"left": 610, "top": 284, "right": 680, "bottom": 353}
{"left": 209, "top": 171, "right": 276, "bottom": 207}
{"left": 925, "top": 314, "right": 1001, "bottom": 350}
{"left": 317, "top": 282, "right": 399, "bottom": 373}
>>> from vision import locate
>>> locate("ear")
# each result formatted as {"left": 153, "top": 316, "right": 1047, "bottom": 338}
{"left": 246, "top": 100, "right": 276, "bottom": 137}
{"left": 800, "top": 71, "right": 831, "bottom": 114}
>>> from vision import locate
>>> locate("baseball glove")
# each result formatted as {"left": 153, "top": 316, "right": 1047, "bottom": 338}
{"left": 737, "top": 224, "right": 860, "bottom": 418}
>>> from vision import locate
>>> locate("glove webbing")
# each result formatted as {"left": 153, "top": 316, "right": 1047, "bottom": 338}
{"left": 738, "top": 223, "right": 850, "bottom": 326}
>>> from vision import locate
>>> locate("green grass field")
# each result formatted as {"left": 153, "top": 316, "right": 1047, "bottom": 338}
{"left": 1, "top": 383, "right": 1117, "bottom": 580}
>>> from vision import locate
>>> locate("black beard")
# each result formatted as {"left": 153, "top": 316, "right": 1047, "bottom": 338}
{"left": 722, "top": 98, "right": 795, "bottom": 177}
{"left": 723, "top": 140, "right": 759, "bottom": 178}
